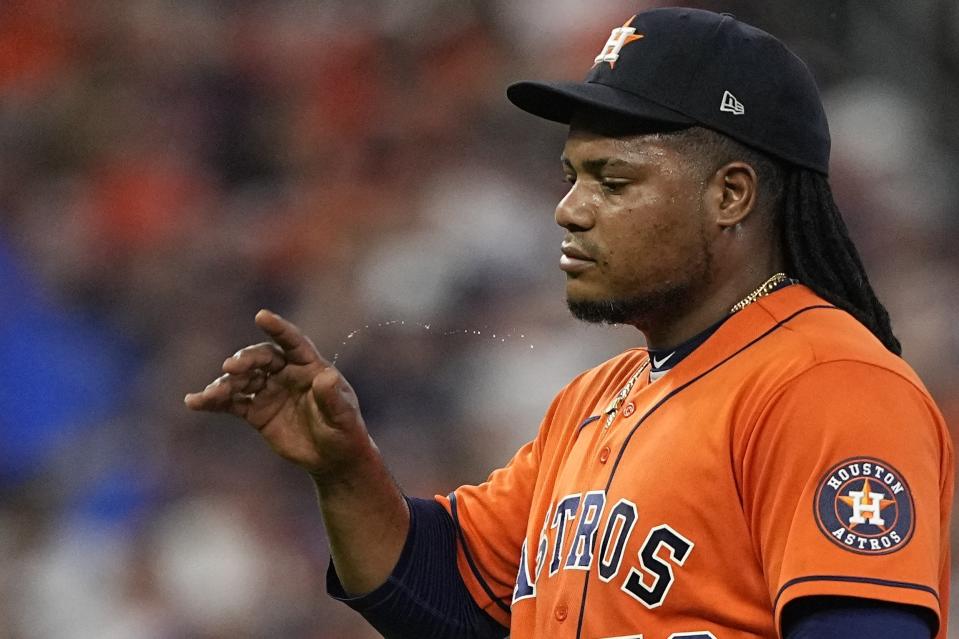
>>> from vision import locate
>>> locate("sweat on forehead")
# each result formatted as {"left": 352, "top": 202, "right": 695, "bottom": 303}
{"left": 563, "top": 113, "right": 711, "bottom": 176}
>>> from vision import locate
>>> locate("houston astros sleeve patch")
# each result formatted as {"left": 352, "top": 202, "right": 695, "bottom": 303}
{"left": 814, "top": 457, "right": 914, "bottom": 555}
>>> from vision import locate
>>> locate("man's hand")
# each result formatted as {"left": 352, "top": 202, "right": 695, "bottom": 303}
{"left": 185, "top": 309, "right": 409, "bottom": 595}
{"left": 184, "top": 309, "right": 374, "bottom": 483}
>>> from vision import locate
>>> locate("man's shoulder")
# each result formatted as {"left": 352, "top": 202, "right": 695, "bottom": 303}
{"left": 729, "top": 288, "right": 946, "bottom": 454}
{"left": 750, "top": 286, "right": 926, "bottom": 395}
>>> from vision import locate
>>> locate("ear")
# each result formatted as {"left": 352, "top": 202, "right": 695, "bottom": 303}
{"left": 705, "top": 161, "right": 758, "bottom": 230}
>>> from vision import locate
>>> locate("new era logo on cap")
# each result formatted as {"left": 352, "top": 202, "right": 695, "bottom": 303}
{"left": 720, "top": 90, "right": 744, "bottom": 115}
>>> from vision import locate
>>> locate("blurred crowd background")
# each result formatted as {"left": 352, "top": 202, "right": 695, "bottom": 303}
{"left": 0, "top": 0, "right": 956, "bottom": 637}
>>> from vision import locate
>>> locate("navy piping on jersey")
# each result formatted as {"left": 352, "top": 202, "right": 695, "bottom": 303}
{"left": 577, "top": 415, "right": 600, "bottom": 431}
{"left": 572, "top": 303, "right": 838, "bottom": 639}
{"left": 775, "top": 575, "right": 940, "bottom": 611}
{"left": 449, "top": 492, "right": 513, "bottom": 616}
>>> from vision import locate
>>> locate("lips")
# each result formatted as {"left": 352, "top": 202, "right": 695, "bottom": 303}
{"left": 560, "top": 243, "right": 595, "bottom": 273}
{"left": 561, "top": 243, "right": 592, "bottom": 261}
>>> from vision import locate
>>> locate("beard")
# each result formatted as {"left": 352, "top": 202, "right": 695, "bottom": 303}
{"left": 566, "top": 282, "right": 700, "bottom": 326}
{"left": 567, "top": 227, "right": 713, "bottom": 326}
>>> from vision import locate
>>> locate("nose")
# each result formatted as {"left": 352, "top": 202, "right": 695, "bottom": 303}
{"left": 554, "top": 182, "right": 596, "bottom": 232}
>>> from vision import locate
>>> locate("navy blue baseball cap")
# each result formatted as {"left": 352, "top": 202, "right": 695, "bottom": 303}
{"left": 507, "top": 8, "right": 831, "bottom": 174}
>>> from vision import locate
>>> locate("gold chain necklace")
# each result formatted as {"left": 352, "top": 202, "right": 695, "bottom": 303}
{"left": 602, "top": 272, "right": 792, "bottom": 430}
{"left": 729, "top": 272, "right": 789, "bottom": 314}
{"left": 603, "top": 358, "right": 649, "bottom": 429}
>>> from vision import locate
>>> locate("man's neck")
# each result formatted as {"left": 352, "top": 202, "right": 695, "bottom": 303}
{"left": 636, "top": 261, "right": 788, "bottom": 350}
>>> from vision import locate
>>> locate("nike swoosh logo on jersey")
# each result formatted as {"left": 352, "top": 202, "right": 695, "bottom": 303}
{"left": 652, "top": 352, "right": 675, "bottom": 368}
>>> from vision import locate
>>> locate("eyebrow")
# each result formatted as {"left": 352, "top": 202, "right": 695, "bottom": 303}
{"left": 560, "top": 156, "right": 636, "bottom": 172}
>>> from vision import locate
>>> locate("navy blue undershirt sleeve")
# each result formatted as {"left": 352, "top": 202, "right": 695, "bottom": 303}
{"left": 327, "top": 496, "right": 509, "bottom": 639}
{"left": 782, "top": 596, "right": 936, "bottom": 639}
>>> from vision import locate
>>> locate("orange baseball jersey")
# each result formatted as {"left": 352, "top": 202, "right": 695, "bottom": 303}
{"left": 436, "top": 285, "right": 953, "bottom": 639}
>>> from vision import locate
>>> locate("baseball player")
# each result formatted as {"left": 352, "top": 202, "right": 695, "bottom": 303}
{"left": 185, "top": 8, "right": 952, "bottom": 639}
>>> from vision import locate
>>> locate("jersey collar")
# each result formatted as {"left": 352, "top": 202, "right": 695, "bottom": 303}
{"left": 647, "top": 279, "right": 799, "bottom": 381}
{"left": 643, "top": 284, "right": 833, "bottom": 387}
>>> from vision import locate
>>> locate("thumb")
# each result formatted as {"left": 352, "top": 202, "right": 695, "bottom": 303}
{"left": 311, "top": 367, "right": 363, "bottom": 429}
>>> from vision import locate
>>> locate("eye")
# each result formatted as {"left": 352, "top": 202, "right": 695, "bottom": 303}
{"left": 600, "top": 178, "right": 630, "bottom": 193}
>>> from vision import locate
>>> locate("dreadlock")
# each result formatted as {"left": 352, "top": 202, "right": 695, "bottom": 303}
{"left": 780, "top": 170, "right": 901, "bottom": 355}
{"left": 662, "top": 126, "right": 902, "bottom": 355}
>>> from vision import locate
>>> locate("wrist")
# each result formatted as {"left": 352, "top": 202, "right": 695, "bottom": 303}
{"left": 309, "top": 442, "right": 386, "bottom": 494}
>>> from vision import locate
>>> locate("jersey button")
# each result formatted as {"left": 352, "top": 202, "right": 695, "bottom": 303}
{"left": 554, "top": 603, "right": 568, "bottom": 621}
{"left": 599, "top": 446, "right": 611, "bottom": 463}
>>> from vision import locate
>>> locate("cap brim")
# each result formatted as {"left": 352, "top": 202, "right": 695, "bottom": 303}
{"left": 507, "top": 80, "right": 696, "bottom": 128}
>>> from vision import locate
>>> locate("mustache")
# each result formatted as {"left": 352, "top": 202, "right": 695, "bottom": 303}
{"left": 563, "top": 236, "right": 600, "bottom": 258}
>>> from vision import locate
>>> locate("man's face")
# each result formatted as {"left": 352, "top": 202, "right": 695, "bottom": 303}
{"left": 557, "top": 121, "right": 713, "bottom": 326}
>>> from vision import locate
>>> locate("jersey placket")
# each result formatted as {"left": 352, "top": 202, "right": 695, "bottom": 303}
{"left": 571, "top": 362, "right": 686, "bottom": 638}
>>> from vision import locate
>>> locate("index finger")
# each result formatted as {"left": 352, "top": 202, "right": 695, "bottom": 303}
{"left": 254, "top": 309, "right": 330, "bottom": 367}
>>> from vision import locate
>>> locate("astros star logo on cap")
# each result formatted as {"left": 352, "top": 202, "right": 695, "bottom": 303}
{"left": 593, "top": 16, "right": 644, "bottom": 68}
